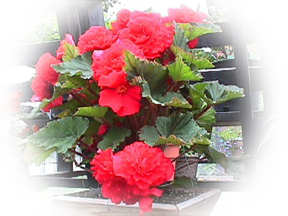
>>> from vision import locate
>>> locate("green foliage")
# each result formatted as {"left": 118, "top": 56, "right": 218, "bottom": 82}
{"left": 27, "top": 117, "right": 89, "bottom": 154}
{"left": 156, "top": 92, "right": 192, "bottom": 109}
{"left": 171, "top": 46, "right": 214, "bottom": 69}
{"left": 125, "top": 51, "right": 168, "bottom": 92}
{"left": 189, "top": 81, "right": 244, "bottom": 107}
{"left": 139, "top": 113, "right": 208, "bottom": 146}
{"left": 138, "top": 126, "right": 159, "bottom": 146}
{"left": 196, "top": 107, "right": 216, "bottom": 132}
{"left": 63, "top": 43, "right": 80, "bottom": 62}
{"left": 173, "top": 24, "right": 190, "bottom": 51}
{"left": 25, "top": 14, "right": 242, "bottom": 172}
{"left": 53, "top": 52, "right": 93, "bottom": 79}
{"left": 98, "top": 127, "right": 131, "bottom": 150}
{"left": 179, "top": 23, "right": 221, "bottom": 41}
{"left": 168, "top": 55, "right": 203, "bottom": 82}
{"left": 194, "top": 145, "right": 227, "bottom": 168}
{"left": 74, "top": 106, "right": 108, "bottom": 118}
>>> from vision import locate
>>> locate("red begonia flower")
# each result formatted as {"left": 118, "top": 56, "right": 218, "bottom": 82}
{"left": 102, "top": 177, "right": 139, "bottom": 205}
{"left": 118, "top": 11, "right": 175, "bottom": 59}
{"left": 31, "top": 76, "right": 52, "bottom": 101}
{"left": 78, "top": 26, "right": 117, "bottom": 54}
{"left": 56, "top": 34, "right": 76, "bottom": 60}
{"left": 98, "top": 70, "right": 127, "bottom": 88}
{"left": 31, "top": 53, "right": 61, "bottom": 103}
{"left": 99, "top": 83, "right": 141, "bottom": 117}
{"left": 168, "top": 5, "right": 208, "bottom": 23}
{"left": 92, "top": 41, "right": 143, "bottom": 88}
{"left": 92, "top": 43, "right": 128, "bottom": 88}
{"left": 188, "top": 38, "right": 199, "bottom": 49}
{"left": 113, "top": 142, "right": 174, "bottom": 190}
{"left": 35, "top": 53, "right": 61, "bottom": 85}
{"left": 90, "top": 149, "right": 115, "bottom": 184}
{"left": 97, "top": 124, "right": 109, "bottom": 136}
{"left": 90, "top": 142, "right": 173, "bottom": 213}
{"left": 111, "top": 9, "right": 131, "bottom": 34}
{"left": 42, "top": 96, "right": 63, "bottom": 112}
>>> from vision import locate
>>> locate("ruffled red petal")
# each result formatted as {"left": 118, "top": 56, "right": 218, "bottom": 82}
{"left": 78, "top": 26, "right": 117, "bottom": 54}
{"left": 35, "top": 53, "right": 61, "bottom": 85}
{"left": 31, "top": 76, "right": 52, "bottom": 100}
{"left": 168, "top": 6, "right": 207, "bottom": 23}
{"left": 90, "top": 149, "right": 115, "bottom": 184}
{"left": 98, "top": 70, "right": 127, "bottom": 88}
{"left": 99, "top": 84, "right": 141, "bottom": 117}
{"left": 117, "top": 11, "right": 175, "bottom": 59}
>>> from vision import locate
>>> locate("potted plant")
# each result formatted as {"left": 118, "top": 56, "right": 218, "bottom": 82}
{"left": 24, "top": 5, "right": 244, "bottom": 214}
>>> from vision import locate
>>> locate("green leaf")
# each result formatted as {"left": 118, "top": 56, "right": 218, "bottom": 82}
{"left": 84, "top": 120, "right": 101, "bottom": 137}
{"left": 139, "top": 113, "right": 208, "bottom": 147}
{"left": 74, "top": 106, "right": 108, "bottom": 118}
{"left": 142, "top": 80, "right": 192, "bottom": 108}
{"left": 60, "top": 75, "right": 88, "bottom": 89}
{"left": 63, "top": 43, "right": 79, "bottom": 62}
{"left": 125, "top": 51, "right": 168, "bottom": 92}
{"left": 192, "top": 136, "right": 211, "bottom": 145}
{"left": 179, "top": 23, "right": 218, "bottom": 41}
{"left": 27, "top": 117, "right": 89, "bottom": 153}
{"left": 168, "top": 56, "right": 203, "bottom": 82}
{"left": 156, "top": 92, "right": 192, "bottom": 109}
{"left": 139, "top": 126, "right": 160, "bottom": 146}
{"left": 156, "top": 113, "right": 208, "bottom": 144}
{"left": 155, "top": 135, "right": 186, "bottom": 146}
{"left": 53, "top": 52, "right": 93, "bottom": 79}
{"left": 174, "top": 24, "right": 190, "bottom": 51}
{"left": 194, "top": 145, "right": 227, "bottom": 168}
{"left": 171, "top": 46, "right": 214, "bottom": 69}
{"left": 141, "top": 80, "right": 163, "bottom": 105}
{"left": 56, "top": 99, "right": 81, "bottom": 117}
{"left": 98, "top": 127, "right": 131, "bottom": 150}
{"left": 189, "top": 81, "right": 245, "bottom": 105}
{"left": 196, "top": 106, "right": 216, "bottom": 131}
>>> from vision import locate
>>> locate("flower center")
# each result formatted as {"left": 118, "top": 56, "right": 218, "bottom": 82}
{"left": 116, "top": 85, "right": 128, "bottom": 94}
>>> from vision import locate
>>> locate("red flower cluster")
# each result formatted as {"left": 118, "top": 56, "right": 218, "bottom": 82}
{"left": 91, "top": 39, "right": 142, "bottom": 117}
{"left": 168, "top": 5, "right": 207, "bottom": 23}
{"left": 90, "top": 142, "right": 174, "bottom": 213}
{"left": 114, "top": 10, "right": 175, "bottom": 59}
{"left": 89, "top": 10, "right": 177, "bottom": 116}
{"left": 31, "top": 53, "right": 63, "bottom": 111}
{"left": 35, "top": 53, "right": 61, "bottom": 85}
{"left": 78, "top": 26, "right": 117, "bottom": 54}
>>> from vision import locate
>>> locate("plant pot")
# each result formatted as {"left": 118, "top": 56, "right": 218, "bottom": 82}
{"left": 175, "top": 157, "right": 199, "bottom": 180}
{"left": 52, "top": 187, "right": 221, "bottom": 216}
